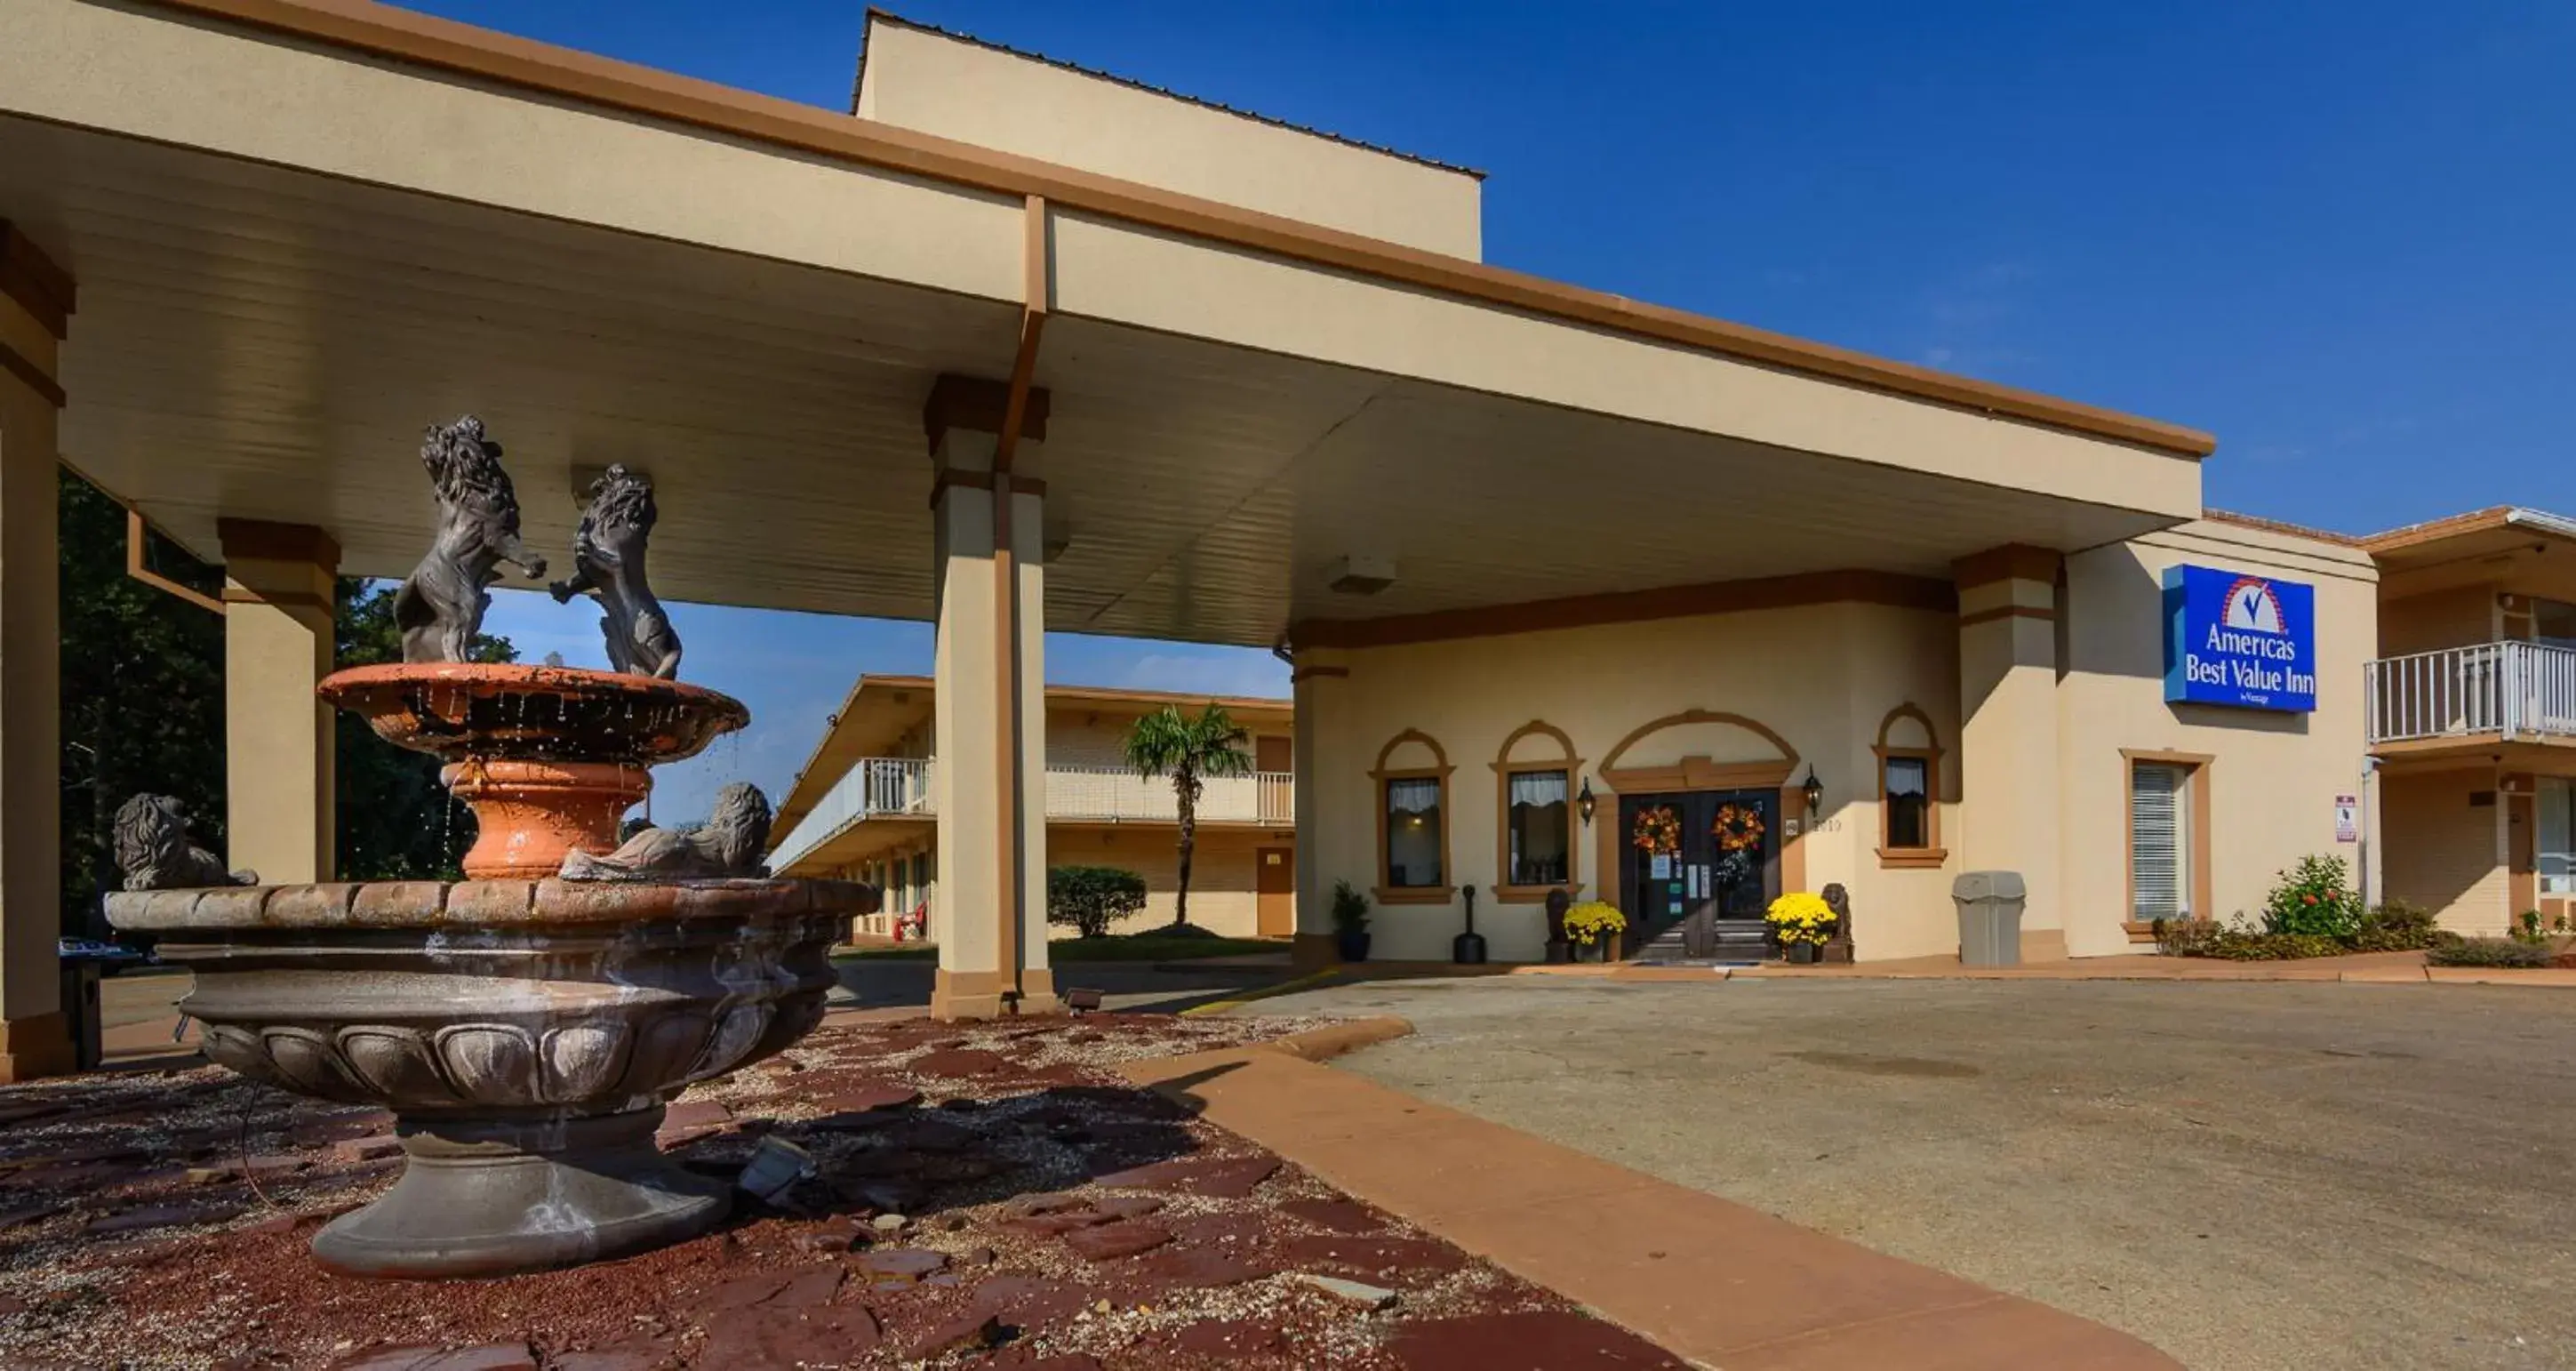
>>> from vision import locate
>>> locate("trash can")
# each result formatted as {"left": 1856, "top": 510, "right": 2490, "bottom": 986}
{"left": 1952, "top": 871, "right": 2027, "bottom": 967}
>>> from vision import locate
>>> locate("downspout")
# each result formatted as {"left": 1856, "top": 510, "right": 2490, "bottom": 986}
{"left": 990, "top": 195, "right": 1049, "bottom": 1011}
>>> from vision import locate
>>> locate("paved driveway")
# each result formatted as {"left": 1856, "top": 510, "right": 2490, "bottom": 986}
{"left": 1238, "top": 975, "right": 2576, "bottom": 1371}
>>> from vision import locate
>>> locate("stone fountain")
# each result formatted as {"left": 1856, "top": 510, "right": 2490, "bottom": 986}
{"left": 106, "top": 417, "right": 876, "bottom": 1278}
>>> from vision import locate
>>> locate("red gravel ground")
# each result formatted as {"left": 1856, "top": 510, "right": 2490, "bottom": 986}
{"left": 0, "top": 1012, "right": 1684, "bottom": 1370}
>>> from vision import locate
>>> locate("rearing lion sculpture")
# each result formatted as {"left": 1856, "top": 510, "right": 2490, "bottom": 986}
{"left": 548, "top": 463, "right": 681, "bottom": 679}
{"left": 114, "top": 794, "right": 258, "bottom": 891}
{"left": 395, "top": 415, "right": 547, "bottom": 663}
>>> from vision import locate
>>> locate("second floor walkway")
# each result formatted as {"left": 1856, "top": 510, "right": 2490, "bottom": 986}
{"left": 769, "top": 758, "right": 1293, "bottom": 872}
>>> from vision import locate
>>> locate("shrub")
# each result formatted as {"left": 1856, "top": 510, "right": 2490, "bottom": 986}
{"left": 2347, "top": 900, "right": 2445, "bottom": 952}
{"left": 1329, "top": 880, "right": 1371, "bottom": 935}
{"left": 2261, "top": 855, "right": 2362, "bottom": 938}
{"left": 2157, "top": 911, "right": 2384, "bottom": 961}
{"left": 1045, "top": 865, "right": 1148, "bottom": 938}
{"left": 2427, "top": 936, "right": 2552, "bottom": 969}
{"left": 2516, "top": 910, "right": 2548, "bottom": 945}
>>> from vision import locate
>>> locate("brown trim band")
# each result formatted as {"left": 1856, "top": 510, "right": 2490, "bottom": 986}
{"left": 0, "top": 338, "right": 65, "bottom": 409}
{"left": 217, "top": 517, "right": 342, "bottom": 569}
{"left": 0, "top": 221, "right": 75, "bottom": 341}
{"left": 923, "top": 373, "right": 1052, "bottom": 453}
{"left": 1294, "top": 568, "right": 1955, "bottom": 652}
{"left": 1951, "top": 543, "right": 2064, "bottom": 589}
{"left": 1957, "top": 604, "right": 2055, "bottom": 629}
{"left": 130, "top": 509, "right": 226, "bottom": 615}
{"left": 1289, "top": 665, "right": 1350, "bottom": 683}
{"left": 127, "top": 1, "right": 2213, "bottom": 457}
{"left": 220, "top": 585, "right": 335, "bottom": 613}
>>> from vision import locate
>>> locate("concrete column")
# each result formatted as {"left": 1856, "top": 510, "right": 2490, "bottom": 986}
{"left": 1289, "top": 649, "right": 1348, "bottom": 970}
{"left": 924, "top": 375, "right": 1056, "bottom": 1019}
{"left": 1954, "top": 544, "right": 2067, "bottom": 961}
{"left": 218, "top": 519, "right": 340, "bottom": 883}
{"left": 0, "top": 224, "right": 72, "bottom": 1080}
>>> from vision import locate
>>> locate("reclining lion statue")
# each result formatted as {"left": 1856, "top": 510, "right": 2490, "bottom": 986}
{"left": 115, "top": 794, "right": 259, "bottom": 891}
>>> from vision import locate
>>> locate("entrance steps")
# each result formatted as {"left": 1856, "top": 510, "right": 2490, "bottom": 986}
{"left": 1635, "top": 918, "right": 1769, "bottom": 962}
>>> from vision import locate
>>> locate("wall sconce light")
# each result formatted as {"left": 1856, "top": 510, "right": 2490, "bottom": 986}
{"left": 1800, "top": 765, "right": 1824, "bottom": 817}
{"left": 1576, "top": 777, "right": 1596, "bottom": 826}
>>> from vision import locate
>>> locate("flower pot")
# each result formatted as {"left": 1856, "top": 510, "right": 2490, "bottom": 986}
{"left": 1335, "top": 930, "right": 1371, "bottom": 963}
{"left": 1544, "top": 938, "right": 1572, "bottom": 965}
{"left": 1787, "top": 942, "right": 1819, "bottom": 965}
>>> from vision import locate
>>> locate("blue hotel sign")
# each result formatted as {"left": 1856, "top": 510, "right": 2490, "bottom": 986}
{"left": 2163, "top": 565, "right": 2317, "bottom": 712}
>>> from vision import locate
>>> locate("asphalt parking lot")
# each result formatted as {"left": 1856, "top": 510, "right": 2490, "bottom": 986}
{"left": 1241, "top": 975, "right": 2576, "bottom": 1371}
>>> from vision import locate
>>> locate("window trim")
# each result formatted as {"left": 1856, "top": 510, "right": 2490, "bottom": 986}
{"left": 1491, "top": 720, "right": 1585, "bottom": 903}
{"left": 1872, "top": 703, "right": 1948, "bottom": 870}
{"left": 2120, "top": 749, "right": 2214, "bottom": 941}
{"left": 1372, "top": 729, "right": 1455, "bottom": 905}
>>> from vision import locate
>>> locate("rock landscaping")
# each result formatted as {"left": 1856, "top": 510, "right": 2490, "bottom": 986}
{"left": 0, "top": 1011, "right": 1684, "bottom": 1370}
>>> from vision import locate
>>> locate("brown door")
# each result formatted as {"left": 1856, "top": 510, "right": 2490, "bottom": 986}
{"left": 1256, "top": 846, "right": 1295, "bottom": 937}
{"left": 1256, "top": 734, "right": 1292, "bottom": 774}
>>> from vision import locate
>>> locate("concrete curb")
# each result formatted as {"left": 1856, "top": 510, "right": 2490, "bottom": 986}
{"left": 1259, "top": 1014, "right": 1415, "bottom": 1062}
{"left": 1177, "top": 967, "right": 1344, "bottom": 1016}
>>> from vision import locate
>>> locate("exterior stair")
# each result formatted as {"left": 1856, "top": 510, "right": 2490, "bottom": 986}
{"left": 1634, "top": 918, "right": 1770, "bottom": 963}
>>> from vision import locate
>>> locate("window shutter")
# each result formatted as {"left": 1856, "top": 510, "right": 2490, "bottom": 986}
{"left": 2130, "top": 763, "right": 2189, "bottom": 919}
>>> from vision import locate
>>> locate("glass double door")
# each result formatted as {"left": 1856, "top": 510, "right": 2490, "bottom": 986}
{"left": 1620, "top": 789, "right": 1780, "bottom": 958}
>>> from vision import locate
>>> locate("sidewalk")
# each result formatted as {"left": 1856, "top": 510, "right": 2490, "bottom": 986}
{"left": 1121, "top": 1030, "right": 2181, "bottom": 1370}
{"left": 1330, "top": 949, "right": 2576, "bottom": 988}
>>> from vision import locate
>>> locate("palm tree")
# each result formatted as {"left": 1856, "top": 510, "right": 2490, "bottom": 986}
{"left": 1124, "top": 703, "right": 1254, "bottom": 930}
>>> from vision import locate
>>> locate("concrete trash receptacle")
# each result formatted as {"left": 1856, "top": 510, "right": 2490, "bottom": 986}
{"left": 1952, "top": 871, "right": 2027, "bottom": 966}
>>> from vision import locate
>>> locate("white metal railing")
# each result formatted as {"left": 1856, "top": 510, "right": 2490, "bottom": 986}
{"left": 767, "top": 758, "right": 933, "bottom": 872}
{"left": 2366, "top": 641, "right": 2576, "bottom": 745}
{"left": 770, "top": 759, "right": 1294, "bottom": 870}
{"left": 1044, "top": 766, "right": 1296, "bottom": 826}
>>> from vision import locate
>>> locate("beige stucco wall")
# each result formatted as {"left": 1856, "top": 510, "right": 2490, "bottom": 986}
{"left": 856, "top": 17, "right": 1482, "bottom": 260}
{"left": 2380, "top": 586, "right": 2497, "bottom": 657}
{"left": 1300, "top": 601, "right": 1961, "bottom": 963}
{"left": 1052, "top": 826, "right": 1273, "bottom": 939}
{"left": 1298, "top": 521, "right": 2373, "bottom": 964}
{"left": 2056, "top": 521, "right": 2379, "bottom": 953}
{"left": 2380, "top": 766, "right": 2508, "bottom": 934}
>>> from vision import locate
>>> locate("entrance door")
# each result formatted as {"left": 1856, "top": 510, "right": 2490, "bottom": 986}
{"left": 1256, "top": 846, "right": 1295, "bottom": 937}
{"left": 1620, "top": 790, "right": 1780, "bottom": 958}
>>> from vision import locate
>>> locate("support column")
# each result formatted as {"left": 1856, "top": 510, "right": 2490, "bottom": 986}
{"left": 1289, "top": 650, "right": 1348, "bottom": 971}
{"left": 924, "top": 375, "right": 1056, "bottom": 1018}
{"left": 219, "top": 519, "right": 340, "bottom": 883}
{"left": 0, "top": 223, "right": 73, "bottom": 1080}
{"left": 1954, "top": 544, "right": 2067, "bottom": 961}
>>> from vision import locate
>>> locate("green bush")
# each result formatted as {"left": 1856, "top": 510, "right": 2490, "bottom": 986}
{"left": 2262, "top": 854, "right": 2363, "bottom": 938}
{"left": 1330, "top": 880, "right": 1371, "bottom": 935}
{"left": 2427, "top": 936, "right": 2552, "bottom": 969}
{"left": 2345, "top": 900, "right": 2447, "bottom": 952}
{"left": 1045, "top": 865, "right": 1148, "bottom": 938}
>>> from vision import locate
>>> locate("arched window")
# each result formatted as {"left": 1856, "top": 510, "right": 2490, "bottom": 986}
{"left": 1874, "top": 703, "right": 1947, "bottom": 869}
{"left": 1372, "top": 729, "right": 1453, "bottom": 904}
{"left": 1492, "top": 721, "right": 1582, "bottom": 902}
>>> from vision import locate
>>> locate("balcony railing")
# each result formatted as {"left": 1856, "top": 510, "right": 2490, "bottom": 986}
{"left": 769, "top": 758, "right": 1293, "bottom": 871}
{"left": 2366, "top": 641, "right": 2576, "bottom": 746}
{"left": 768, "top": 758, "right": 934, "bottom": 873}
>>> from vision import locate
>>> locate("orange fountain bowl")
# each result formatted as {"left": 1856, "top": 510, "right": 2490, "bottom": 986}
{"left": 317, "top": 662, "right": 748, "bottom": 766}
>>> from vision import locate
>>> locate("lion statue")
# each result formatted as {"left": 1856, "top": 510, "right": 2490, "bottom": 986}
{"left": 560, "top": 782, "right": 772, "bottom": 881}
{"left": 394, "top": 415, "right": 547, "bottom": 663}
{"left": 114, "top": 794, "right": 259, "bottom": 891}
{"left": 548, "top": 462, "right": 682, "bottom": 679}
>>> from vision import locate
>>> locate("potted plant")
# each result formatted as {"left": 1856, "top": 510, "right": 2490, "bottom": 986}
{"left": 1331, "top": 880, "right": 1372, "bottom": 963}
{"left": 1766, "top": 891, "right": 1836, "bottom": 965}
{"left": 1563, "top": 900, "right": 1627, "bottom": 962}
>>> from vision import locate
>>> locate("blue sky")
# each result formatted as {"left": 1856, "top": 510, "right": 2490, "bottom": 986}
{"left": 436, "top": 0, "right": 2573, "bottom": 820}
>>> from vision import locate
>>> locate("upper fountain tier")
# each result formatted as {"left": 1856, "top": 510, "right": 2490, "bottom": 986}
{"left": 319, "top": 661, "right": 748, "bottom": 766}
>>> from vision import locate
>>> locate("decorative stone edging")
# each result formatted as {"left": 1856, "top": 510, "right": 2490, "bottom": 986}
{"left": 105, "top": 877, "right": 873, "bottom": 930}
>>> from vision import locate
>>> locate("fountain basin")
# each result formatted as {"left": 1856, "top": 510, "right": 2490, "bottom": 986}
{"left": 108, "top": 876, "right": 876, "bottom": 1277}
{"left": 318, "top": 662, "right": 749, "bottom": 880}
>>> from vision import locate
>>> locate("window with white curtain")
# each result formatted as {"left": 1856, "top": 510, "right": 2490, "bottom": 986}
{"left": 1506, "top": 769, "right": 1570, "bottom": 886}
{"left": 2130, "top": 761, "right": 2194, "bottom": 920}
{"left": 2541, "top": 777, "right": 2574, "bottom": 896}
{"left": 1385, "top": 777, "right": 1444, "bottom": 888}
